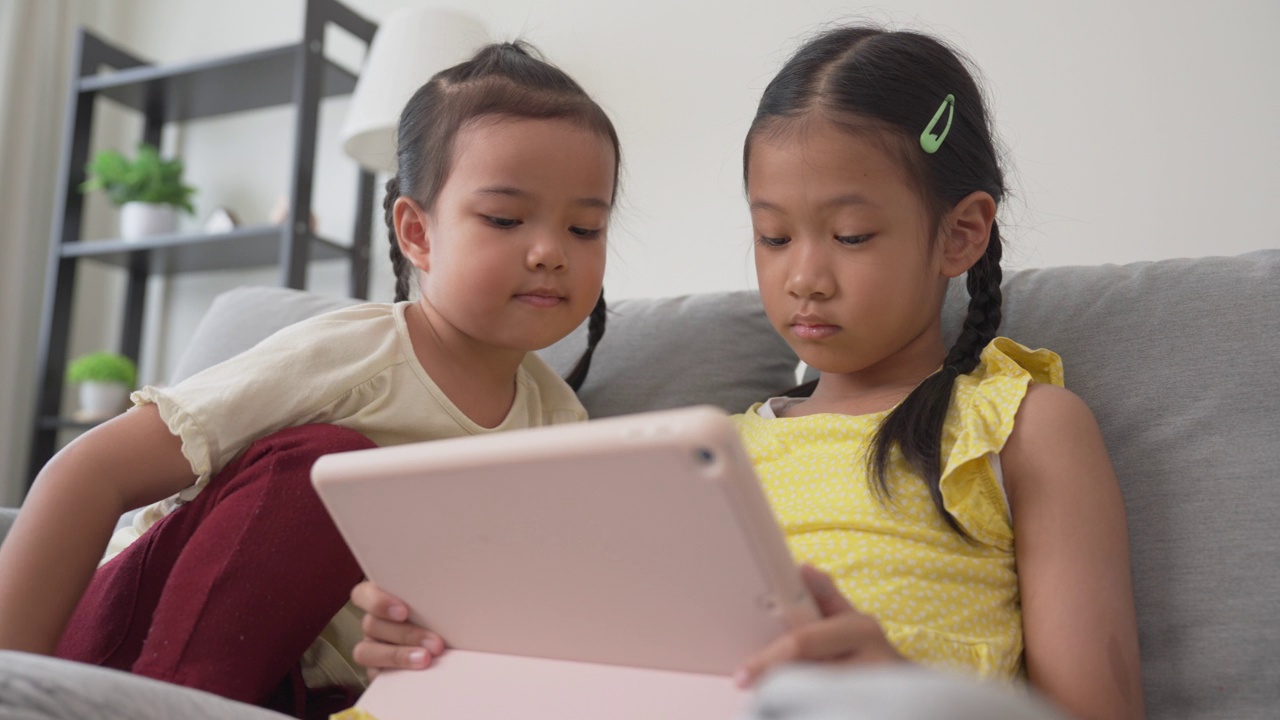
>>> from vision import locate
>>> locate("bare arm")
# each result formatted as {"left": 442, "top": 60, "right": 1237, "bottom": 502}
{"left": 1002, "top": 383, "right": 1144, "bottom": 720}
{"left": 0, "top": 404, "right": 196, "bottom": 653}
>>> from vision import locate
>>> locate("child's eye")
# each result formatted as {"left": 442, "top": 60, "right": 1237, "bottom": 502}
{"left": 835, "top": 234, "right": 872, "bottom": 246}
{"left": 483, "top": 215, "right": 521, "bottom": 229}
{"left": 570, "top": 226, "right": 602, "bottom": 239}
{"left": 756, "top": 235, "right": 790, "bottom": 247}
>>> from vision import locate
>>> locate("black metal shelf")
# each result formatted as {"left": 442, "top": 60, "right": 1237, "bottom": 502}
{"left": 27, "top": 0, "right": 379, "bottom": 489}
{"left": 38, "top": 417, "right": 103, "bottom": 432}
{"left": 61, "top": 225, "right": 352, "bottom": 273}
{"left": 79, "top": 45, "right": 358, "bottom": 122}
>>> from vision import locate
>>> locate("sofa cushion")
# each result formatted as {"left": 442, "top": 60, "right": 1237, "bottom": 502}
{"left": 538, "top": 292, "right": 798, "bottom": 417}
{"left": 0, "top": 508, "right": 16, "bottom": 545}
{"left": 168, "top": 289, "right": 364, "bottom": 384}
{"left": 171, "top": 288, "right": 799, "bottom": 418}
{"left": 0, "top": 650, "right": 289, "bottom": 719}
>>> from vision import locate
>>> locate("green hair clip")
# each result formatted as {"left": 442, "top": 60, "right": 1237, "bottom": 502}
{"left": 920, "top": 94, "right": 955, "bottom": 154}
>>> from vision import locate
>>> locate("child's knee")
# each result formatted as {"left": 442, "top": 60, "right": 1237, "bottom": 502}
{"left": 279, "top": 424, "right": 378, "bottom": 455}
{"left": 228, "top": 425, "right": 376, "bottom": 499}
{"left": 254, "top": 424, "right": 376, "bottom": 462}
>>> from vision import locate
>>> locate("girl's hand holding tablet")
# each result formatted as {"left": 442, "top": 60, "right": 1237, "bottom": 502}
{"left": 734, "top": 565, "right": 905, "bottom": 688}
{"left": 351, "top": 581, "right": 446, "bottom": 680}
{"left": 350, "top": 565, "right": 905, "bottom": 687}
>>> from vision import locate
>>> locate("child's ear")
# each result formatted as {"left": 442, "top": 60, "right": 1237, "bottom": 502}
{"left": 939, "top": 191, "right": 997, "bottom": 278}
{"left": 393, "top": 196, "right": 432, "bottom": 272}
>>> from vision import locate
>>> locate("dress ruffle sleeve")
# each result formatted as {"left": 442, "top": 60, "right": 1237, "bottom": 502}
{"left": 938, "top": 337, "right": 1064, "bottom": 549}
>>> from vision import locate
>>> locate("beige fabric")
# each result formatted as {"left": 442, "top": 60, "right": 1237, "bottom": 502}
{"left": 102, "top": 301, "right": 586, "bottom": 689}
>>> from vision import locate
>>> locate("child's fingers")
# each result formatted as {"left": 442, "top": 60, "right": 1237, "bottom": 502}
{"left": 352, "top": 638, "right": 436, "bottom": 675}
{"left": 360, "top": 613, "right": 445, "bottom": 654}
{"left": 351, "top": 580, "right": 409, "bottom": 622}
{"left": 735, "top": 616, "right": 865, "bottom": 687}
{"left": 798, "top": 564, "right": 855, "bottom": 617}
{"left": 735, "top": 608, "right": 905, "bottom": 688}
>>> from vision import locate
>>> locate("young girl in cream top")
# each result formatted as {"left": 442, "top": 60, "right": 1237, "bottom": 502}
{"left": 0, "top": 42, "right": 620, "bottom": 717}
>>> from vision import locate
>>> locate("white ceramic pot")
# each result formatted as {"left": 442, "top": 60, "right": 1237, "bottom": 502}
{"left": 120, "top": 201, "right": 178, "bottom": 241}
{"left": 77, "top": 381, "right": 129, "bottom": 421}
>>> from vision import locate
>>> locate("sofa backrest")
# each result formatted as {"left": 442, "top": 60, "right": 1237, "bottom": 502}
{"left": 169, "top": 288, "right": 801, "bottom": 417}
{"left": 171, "top": 249, "right": 1279, "bottom": 719}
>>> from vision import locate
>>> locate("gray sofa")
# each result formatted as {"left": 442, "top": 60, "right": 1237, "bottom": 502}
{"left": 2, "top": 248, "right": 1277, "bottom": 719}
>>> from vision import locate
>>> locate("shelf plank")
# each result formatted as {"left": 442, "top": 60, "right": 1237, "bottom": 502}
{"left": 79, "top": 45, "right": 358, "bottom": 122}
{"left": 61, "top": 225, "right": 352, "bottom": 274}
{"left": 38, "top": 417, "right": 104, "bottom": 432}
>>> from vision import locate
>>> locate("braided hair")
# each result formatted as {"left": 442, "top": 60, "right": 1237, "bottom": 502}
{"left": 745, "top": 28, "right": 1007, "bottom": 535}
{"left": 384, "top": 41, "right": 620, "bottom": 392}
{"left": 383, "top": 176, "right": 413, "bottom": 304}
{"left": 562, "top": 293, "right": 607, "bottom": 391}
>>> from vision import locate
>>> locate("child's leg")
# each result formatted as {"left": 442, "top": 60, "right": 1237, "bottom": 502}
{"left": 56, "top": 424, "right": 373, "bottom": 708}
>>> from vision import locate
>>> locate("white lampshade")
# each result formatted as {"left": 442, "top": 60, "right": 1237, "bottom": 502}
{"left": 342, "top": 8, "right": 491, "bottom": 173}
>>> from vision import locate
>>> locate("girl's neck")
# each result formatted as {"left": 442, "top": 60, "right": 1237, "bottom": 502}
{"left": 794, "top": 328, "right": 947, "bottom": 418}
{"left": 404, "top": 300, "right": 526, "bottom": 429}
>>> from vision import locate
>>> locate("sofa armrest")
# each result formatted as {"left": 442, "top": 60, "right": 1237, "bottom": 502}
{"left": 0, "top": 650, "right": 290, "bottom": 719}
{"left": 0, "top": 507, "right": 16, "bottom": 545}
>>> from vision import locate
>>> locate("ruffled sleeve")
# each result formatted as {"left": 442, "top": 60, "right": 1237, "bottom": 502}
{"left": 130, "top": 385, "right": 216, "bottom": 500}
{"left": 938, "top": 337, "right": 1064, "bottom": 549}
{"left": 129, "top": 303, "right": 403, "bottom": 500}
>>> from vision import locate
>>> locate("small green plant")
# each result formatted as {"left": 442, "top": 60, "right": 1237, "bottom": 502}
{"left": 66, "top": 352, "right": 137, "bottom": 388}
{"left": 80, "top": 143, "right": 196, "bottom": 213}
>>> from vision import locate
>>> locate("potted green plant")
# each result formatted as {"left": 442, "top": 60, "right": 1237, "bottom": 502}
{"left": 81, "top": 143, "right": 196, "bottom": 241}
{"left": 66, "top": 351, "right": 138, "bottom": 421}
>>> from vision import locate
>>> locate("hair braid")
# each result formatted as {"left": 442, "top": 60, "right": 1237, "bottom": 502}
{"left": 943, "top": 220, "right": 1004, "bottom": 374}
{"left": 383, "top": 176, "right": 412, "bottom": 302}
{"left": 868, "top": 222, "right": 1005, "bottom": 537}
{"left": 563, "top": 292, "right": 607, "bottom": 392}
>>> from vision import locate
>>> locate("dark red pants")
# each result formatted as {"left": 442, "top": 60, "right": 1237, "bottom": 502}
{"left": 55, "top": 424, "right": 375, "bottom": 717}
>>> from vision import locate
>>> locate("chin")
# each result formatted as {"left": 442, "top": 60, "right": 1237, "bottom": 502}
{"left": 781, "top": 337, "right": 830, "bottom": 363}
{"left": 511, "top": 330, "right": 576, "bottom": 354}
{"left": 792, "top": 347, "right": 862, "bottom": 376}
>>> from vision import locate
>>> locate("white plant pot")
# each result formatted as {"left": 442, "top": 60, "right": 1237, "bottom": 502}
{"left": 120, "top": 201, "right": 178, "bottom": 241}
{"left": 77, "top": 381, "right": 130, "bottom": 421}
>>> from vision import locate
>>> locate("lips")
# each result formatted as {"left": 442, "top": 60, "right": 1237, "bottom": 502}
{"left": 515, "top": 289, "right": 566, "bottom": 308}
{"left": 790, "top": 313, "right": 840, "bottom": 340}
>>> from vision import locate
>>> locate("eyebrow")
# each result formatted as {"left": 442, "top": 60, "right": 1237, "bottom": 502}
{"left": 749, "top": 194, "right": 879, "bottom": 212}
{"left": 475, "top": 186, "right": 611, "bottom": 210}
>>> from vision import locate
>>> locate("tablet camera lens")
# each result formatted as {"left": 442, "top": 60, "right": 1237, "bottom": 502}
{"left": 695, "top": 447, "right": 716, "bottom": 465}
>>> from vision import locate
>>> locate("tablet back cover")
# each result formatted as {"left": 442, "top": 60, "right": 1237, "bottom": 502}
{"left": 313, "top": 406, "right": 816, "bottom": 676}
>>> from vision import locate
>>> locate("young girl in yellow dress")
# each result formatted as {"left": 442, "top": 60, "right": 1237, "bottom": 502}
{"left": 352, "top": 26, "right": 1144, "bottom": 720}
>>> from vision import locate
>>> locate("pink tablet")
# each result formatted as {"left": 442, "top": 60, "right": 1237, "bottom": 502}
{"left": 312, "top": 405, "right": 818, "bottom": 718}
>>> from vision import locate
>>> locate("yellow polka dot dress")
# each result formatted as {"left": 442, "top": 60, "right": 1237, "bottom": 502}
{"left": 733, "top": 338, "right": 1064, "bottom": 680}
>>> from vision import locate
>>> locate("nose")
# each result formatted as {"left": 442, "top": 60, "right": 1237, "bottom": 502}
{"left": 784, "top": 239, "right": 835, "bottom": 300}
{"left": 527, "top": 230, "right": 568, "bottom": 271}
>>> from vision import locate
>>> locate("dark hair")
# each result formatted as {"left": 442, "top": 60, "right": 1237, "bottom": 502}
{"left": 382, "top": 41, "right": 619, "bottom": 391}
{"left": 744, "top": 28, "right": 1006, "bottom": 536}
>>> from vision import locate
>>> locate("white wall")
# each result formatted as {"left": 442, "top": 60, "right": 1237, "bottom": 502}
{"left": 93, "top": 0, "right": 1280, "bottom": 382}
{"left": 0, "top": 1, "right": 139, "bottom": 505}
